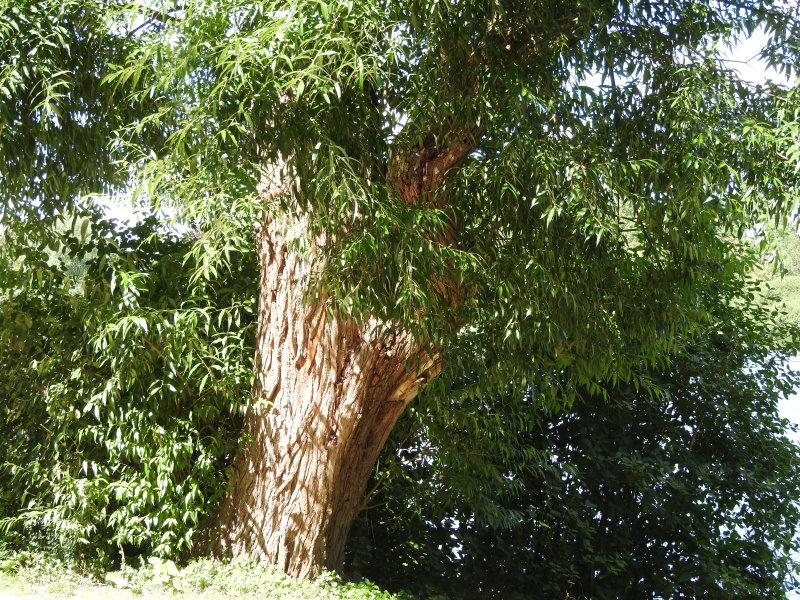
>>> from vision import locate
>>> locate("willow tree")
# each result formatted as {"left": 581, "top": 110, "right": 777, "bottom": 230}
{"left": 3, "top": 0, "right": 800, "bottom": 579}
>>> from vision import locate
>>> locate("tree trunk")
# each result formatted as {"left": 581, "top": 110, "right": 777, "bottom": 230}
{"left": 214, "top": 205, "right": 439, "bottom": 578}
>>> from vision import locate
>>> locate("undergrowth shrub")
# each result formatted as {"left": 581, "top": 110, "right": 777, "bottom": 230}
{"left": 0, "top": 209, "right": 257, "bottom": 565}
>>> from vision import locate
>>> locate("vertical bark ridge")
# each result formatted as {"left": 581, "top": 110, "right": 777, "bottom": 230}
{"left": 215, "top": 206, "right": 439, "bottom": 578}
{"left": 216, "top": 126, "right": 474, "bottom": 576}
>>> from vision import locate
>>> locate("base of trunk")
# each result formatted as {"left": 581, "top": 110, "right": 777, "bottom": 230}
{"left": 213, "top": 211, "right": 438, "bottom": 578}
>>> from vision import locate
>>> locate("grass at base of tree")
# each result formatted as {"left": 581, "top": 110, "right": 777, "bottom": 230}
{"left": 0, "top": 550, "right": 407, "bottom": 600}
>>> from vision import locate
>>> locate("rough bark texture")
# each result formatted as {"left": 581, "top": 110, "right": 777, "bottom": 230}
{"left": 215, "top": 207, "right": 439, "bottom": 579}
{"left": 216, "top": 132, "right": 474, "bottom": 578}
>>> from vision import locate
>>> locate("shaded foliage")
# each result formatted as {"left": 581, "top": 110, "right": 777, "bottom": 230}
{"left": 349, "top": 294, "right": 800, "bottom": 598}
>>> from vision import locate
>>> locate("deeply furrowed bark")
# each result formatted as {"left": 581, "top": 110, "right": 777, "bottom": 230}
{"left": 214, "top": 203, "right": 439, "bottom": 578}
{"left": 215, "top": 130, "right": 474, "bottom": 577}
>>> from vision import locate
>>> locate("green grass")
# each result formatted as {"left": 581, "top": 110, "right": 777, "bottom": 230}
{"left": 766, "top": 274, "right": 800, "bottom": 325}
{"left": 0, "top": 551, "right": 90, "bottom": 597}
{"left": 762, "top": 228, "right": 800, "bottom": 327}
{"left": 0, "top": 551, "right": 407, "bottom": 599}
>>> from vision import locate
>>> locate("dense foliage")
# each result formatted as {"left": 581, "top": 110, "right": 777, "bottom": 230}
{"left": 104, "top": 0, "right": 800, "bottom": 395}
{"left": 0, "top": 210, "right": 256, "bottom": 562}
{"left": 350, "top": 293, "right": 800, "bottom": 599}
{"left": 3, "top": 0, "right": 800, "bottom": 594}
{"left": 4, "top": 0, "right": 800, "bottom": 392}
{"left": 4, "top": 213, "right": 800, "bottom": 597}
{"left": 0, "top": 0, "right": 154, "bottom": 216}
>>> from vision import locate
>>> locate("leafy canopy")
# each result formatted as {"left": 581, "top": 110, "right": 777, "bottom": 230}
{"left": 4, "top": 0, "right": 800, "bottom": 397}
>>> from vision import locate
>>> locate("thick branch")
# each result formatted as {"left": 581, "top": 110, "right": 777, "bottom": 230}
{"left": 387, "top": 124, "right": 482, "bottom": 206}
{"left": 387, "top": 7, "right": 598, "bottom": 206}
